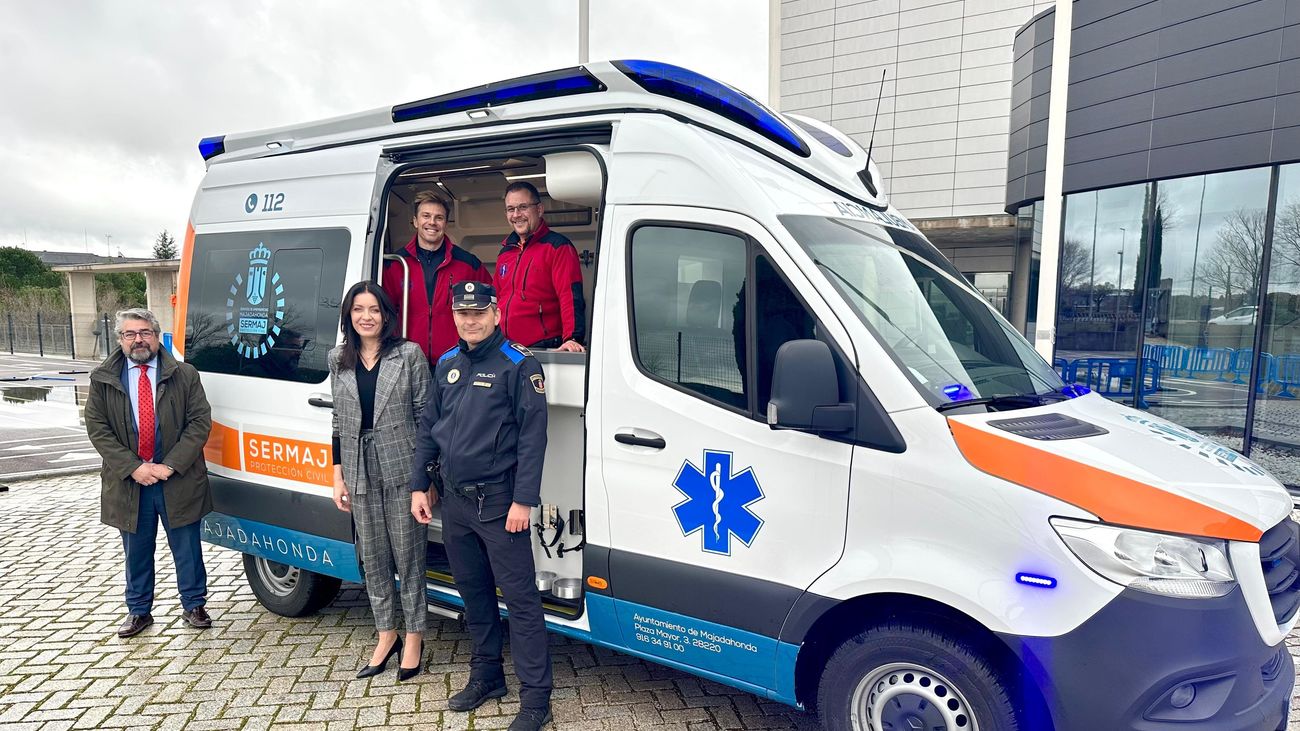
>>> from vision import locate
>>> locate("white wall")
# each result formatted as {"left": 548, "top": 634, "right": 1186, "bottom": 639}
{"left": 777, "top": 0, "right": 1055, "bottom": 219}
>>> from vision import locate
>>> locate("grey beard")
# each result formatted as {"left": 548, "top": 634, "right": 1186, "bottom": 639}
{"left": 126, "top": 346, "right": 155, "bottom": 364}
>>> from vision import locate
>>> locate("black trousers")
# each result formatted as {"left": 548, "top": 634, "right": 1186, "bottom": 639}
{"left": 442, "top": 492, "right": 552, "bottom": 708}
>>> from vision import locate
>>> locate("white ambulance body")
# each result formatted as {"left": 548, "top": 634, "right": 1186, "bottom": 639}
{"left": 181, "top": 61, "right": 1297, "bottom": 730}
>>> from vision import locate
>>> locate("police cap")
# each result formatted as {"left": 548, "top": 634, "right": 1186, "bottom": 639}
{"left": 450, "top": 281, "right": 498, "bottom": 310}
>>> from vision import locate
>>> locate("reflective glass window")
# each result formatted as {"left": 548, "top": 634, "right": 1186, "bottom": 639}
{"left": 1056, "top": 183, "right": 1149, "bottom": 404}
{"left": 1143, "top": 169, "right": 1270, "bottom": 451}
{"left": 1250, "top": 163, "right": 1300, "bottom": 488}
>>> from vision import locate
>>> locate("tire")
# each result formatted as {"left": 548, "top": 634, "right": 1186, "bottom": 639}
{"left": 242, "top": 553, "right": 342, "bottom": 617}
{"left": 817, "top": 621, "right": 1022, "bottom": 731}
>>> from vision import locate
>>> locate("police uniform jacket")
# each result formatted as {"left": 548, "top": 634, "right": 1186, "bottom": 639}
{"left": 410, "top": 328, "right": 548, "bottom": 509}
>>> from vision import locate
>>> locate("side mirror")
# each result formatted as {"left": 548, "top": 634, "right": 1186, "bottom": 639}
{"left": 767, "top": 339, "right": 855, "bottom": 433}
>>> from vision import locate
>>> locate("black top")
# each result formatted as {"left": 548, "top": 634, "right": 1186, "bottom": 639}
{"left": 410, "top": 329, "right": 549, "bottom": 506}
{"left": 331, "top": 357, "right": 381, "bottom": 466}
{"left": 414, "top": 243, "right": 444, "bottom": 305}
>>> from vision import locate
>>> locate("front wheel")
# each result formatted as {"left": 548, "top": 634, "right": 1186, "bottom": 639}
{"left": 817, "top": 622, "right": 1023, "bottom": 731}
{"left": 241, "top": 553, "right": 341, "bottom": 617}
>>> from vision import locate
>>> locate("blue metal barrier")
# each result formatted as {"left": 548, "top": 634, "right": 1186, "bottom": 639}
{"left": 1186, "top": 346, "right": 1235, "bottom": 381}
{"left": 1275, "top": 355, "right": 1300, "bottom": 398}
{"left": 1074, "top": 357, "right": 1162, "bottom": 407}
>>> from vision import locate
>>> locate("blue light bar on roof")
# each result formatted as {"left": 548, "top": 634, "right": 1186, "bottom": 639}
{"left": 612, "top": 60, "right": 810, "bottom": 158}
{"left": 392, "top": 67, "right": 606, "bottom": 124}
{"left": 198, "top": 135, "right": 225, "bottom": 160}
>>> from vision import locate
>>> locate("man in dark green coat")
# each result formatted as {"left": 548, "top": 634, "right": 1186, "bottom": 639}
{"left": 86, "top": 308, "right": 214, "bottom": 638}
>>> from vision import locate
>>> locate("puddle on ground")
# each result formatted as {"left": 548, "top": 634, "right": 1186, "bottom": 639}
{"left": 0, "top": 385, "right": 89, "bottom": 428}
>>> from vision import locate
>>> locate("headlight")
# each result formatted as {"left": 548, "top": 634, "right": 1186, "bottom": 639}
{"left": 1050, "top": 518, "right": 1235, "bottom": 598}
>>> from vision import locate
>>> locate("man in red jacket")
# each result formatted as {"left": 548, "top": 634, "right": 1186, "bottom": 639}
{"left": 494, "top": 182, "right": 586, "bottom": 353}
{"left": 382, "top": 190, "right": 492, "bottom": 360}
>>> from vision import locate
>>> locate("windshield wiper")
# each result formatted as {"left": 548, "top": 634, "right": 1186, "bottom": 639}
{"left": 935, "top": 392, "right": 1069, "bottom": 413}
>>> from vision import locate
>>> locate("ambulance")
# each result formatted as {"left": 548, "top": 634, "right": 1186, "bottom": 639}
{"left": 180, "top": 60, "right": 1297, "bottom": 730}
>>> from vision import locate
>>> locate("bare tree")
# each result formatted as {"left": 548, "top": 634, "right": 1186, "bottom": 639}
{"left": 1058, "top": 238, "right": 1092, "bottom": 292}
{"left": 1199, "top": 208, "right": 1268, "bottom": 301}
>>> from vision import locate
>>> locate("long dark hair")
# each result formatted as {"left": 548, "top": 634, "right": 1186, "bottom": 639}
{"left": 337, "top": 281, "right": 403, "bottom": 370}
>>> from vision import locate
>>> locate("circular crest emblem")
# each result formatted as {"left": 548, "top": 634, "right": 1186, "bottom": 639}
{"left": 465, "top": 282, "right": 475, "bottom": 292}
{"left": 224, "top": 242, "right": 285, "bottom": 359}
{"left": 447, "top": 368, "right": 461, "bottom": 384}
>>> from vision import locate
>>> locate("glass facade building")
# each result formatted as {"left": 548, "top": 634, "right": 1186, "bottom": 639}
{"left": 1051, "top": 167, "right": 1300, "bottom": 487}
{"left": 1006, "top": 2, "right": 1300, "bottom": 492}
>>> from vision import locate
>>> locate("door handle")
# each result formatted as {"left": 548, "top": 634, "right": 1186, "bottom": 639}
{"left": 308, "top": 395, "right": 334, "bottom": 409}
{"left": 614, "top": 431, "right": 666, "bottom": 449}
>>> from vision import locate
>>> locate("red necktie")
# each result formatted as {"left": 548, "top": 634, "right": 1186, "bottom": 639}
{"left": 137, "top": 364, "right": 155, "bottom": 461}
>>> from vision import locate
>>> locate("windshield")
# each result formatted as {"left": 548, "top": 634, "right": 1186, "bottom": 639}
{"left": 780, "top": 215, "right": 1064, "bottom": 408}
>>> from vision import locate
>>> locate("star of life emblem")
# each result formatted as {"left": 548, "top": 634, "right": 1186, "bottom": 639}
{"left": 671, "top": 450, "right": 764, "bottom": 555}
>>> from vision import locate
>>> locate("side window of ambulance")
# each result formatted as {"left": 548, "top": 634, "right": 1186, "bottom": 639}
{"left": 185, "top": 229, "right": 349, "bottom": 384}
{"left": 749, "top": 254, "right": 816, "bottom": 410}
{"left": 629, "top": 226, "right": 749, "bottom": 411}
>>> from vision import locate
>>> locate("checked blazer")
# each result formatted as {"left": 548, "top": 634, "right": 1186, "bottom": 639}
{"left": 329, "top": 341, "right": 431, "bottom": 494}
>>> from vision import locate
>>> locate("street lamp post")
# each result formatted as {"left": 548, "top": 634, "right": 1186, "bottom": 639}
{"left": 1113, "top": 227, "right": 1127, "bottom": 350}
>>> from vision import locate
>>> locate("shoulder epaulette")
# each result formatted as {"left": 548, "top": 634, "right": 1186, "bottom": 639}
{"left": 500, "top": 341, "right": 527, "bottom": 364}
{"left": 437, "top": 346, "right": 459, "bottom": 363}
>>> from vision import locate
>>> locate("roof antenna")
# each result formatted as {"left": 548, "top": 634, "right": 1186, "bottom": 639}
{"left": 865, "top": 68, "right": 887, "bottom": 165}
{"left": 859, "top": 68, "right": 887, "bottom": 198}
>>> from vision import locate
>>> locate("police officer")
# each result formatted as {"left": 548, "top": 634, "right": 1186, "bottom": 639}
{"left": 410, "top": 281, "right": 552, "bottom": 731}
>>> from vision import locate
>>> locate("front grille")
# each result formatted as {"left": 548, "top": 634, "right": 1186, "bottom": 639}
{"left": 1257, "top": 517, "right": 1300, "bottom": 624}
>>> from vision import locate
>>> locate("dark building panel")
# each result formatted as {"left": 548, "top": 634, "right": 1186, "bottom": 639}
{"left": 1153, "top": 65, "right": 1281, "bottom": 118}
{"left": 1066, "top": 93, "right": 1154, "bottom": 138}
{"left": 1276, "top": 92, "right": 1300, "bottom": 127}
{"left": 1070, "top": 32, "right": 1159, "bottom": 83}
{"left": 1149, "top": 98, "right": 1277, "bottom": 149}
{"left": 1067, "top": 62, "right": 1157, "bottom": 112}
{"left": 1159, "top": 0, "right": 1261, "bottom": 27}
{"left": 1071, "top": 2, "right": 1166, "bottom": 56}
{"left": 1007, "top": 0, "right": 1300, "bottom": 211}
{"left": 1062, "top": 151, "right": 1151, "bottom": 194}
{"left": 1064, "top": 122, "right": 1152, "bottom": 166}
{"left": 1280, "top": 59, "right": 1300, "bottom": 94}
{"left": 1072, "top": 0, "right": 1157, "bottom": 32}
{"left": 1155, "top": 0, "right": 1286, "bottom": 58}
{"left": 1153, "top": 30, "right": 1285, "bottom": 88}
{"left": 1272, "top": 125, "right": 1300, "bottom": 159}
{"left": 1283, "top": 22, "right": 1300, "bottom": 59}
{"left": 1005, "top": 7, "right": 1056, "bottom": 212}
{"left": 1147, "top": 130, "right": 1273, "bottom": 179}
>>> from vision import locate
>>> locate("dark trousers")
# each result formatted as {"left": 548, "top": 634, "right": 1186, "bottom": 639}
{"left": 121, "top": 483, "right": 207, "bottom": 614}
{"left": 441, "top": 493, "right": 552, "bottom": 708}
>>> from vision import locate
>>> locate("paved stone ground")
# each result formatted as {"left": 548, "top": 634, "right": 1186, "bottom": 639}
{"left": 4, "top": 473, "right": 1300, "bottom": 730}
{"left": 0, "top": 474, "right": 817, "bottom": 731}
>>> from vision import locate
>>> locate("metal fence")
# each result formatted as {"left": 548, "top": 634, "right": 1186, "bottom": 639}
{"left": 0, "top": 312, "right": 77, "bottom": 357}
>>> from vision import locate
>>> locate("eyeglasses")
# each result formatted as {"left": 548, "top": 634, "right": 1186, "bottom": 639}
{"left": 119, "top": 330, "right": 157, "bottom": 341}
{"left": 505, "top": 203, "right": 538, "bottom": 215}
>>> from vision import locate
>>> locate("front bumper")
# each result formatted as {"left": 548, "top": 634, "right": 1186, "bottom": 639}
{"left": 998, "top": 586, "right": 1293, "bottom": 731}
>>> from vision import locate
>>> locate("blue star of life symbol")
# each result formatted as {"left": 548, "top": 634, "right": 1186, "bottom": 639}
{"left": 672, "top": 450, "right": 764, "bottom": 555}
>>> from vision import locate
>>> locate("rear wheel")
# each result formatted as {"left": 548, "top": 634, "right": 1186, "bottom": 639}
{"left": 241, "top": 553, "right": 341, "bottom": 617}
{"left": 817, "top": 621, "right": 1022, "bottom": 731}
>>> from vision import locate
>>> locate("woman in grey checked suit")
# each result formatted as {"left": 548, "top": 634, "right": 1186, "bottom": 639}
{"left": 329, "top": 281, "right": 432, "bottom": 681}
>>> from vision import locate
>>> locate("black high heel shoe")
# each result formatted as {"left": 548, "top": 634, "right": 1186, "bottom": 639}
{"left": 356, "top": 636, "right": 402, "bottom": 679}
{"left": 397, "top": 640, "right": 424, "bottom": 682}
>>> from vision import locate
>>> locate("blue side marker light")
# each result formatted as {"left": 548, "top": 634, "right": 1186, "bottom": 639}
{"left": 392, "top": 67, "right": 605, "bottom": 123}
{"left": 1016, "top": 573, "right": 1057, "bottom": 588}
{"left": 198, "top": 135, "right": 225, "bottom": 160}
{"left": 612, "top": 59, "right": 810, "bottom": 157}
{"left": 942, "top": 383, "right": 973, "bottom": 401}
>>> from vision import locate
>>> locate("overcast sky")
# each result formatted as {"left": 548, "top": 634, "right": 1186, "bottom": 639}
{"left": 0, "top": 1, "right": 768, "bottom": 257}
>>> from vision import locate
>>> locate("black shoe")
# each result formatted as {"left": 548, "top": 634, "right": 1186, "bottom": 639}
{"left": 182, "top": 606, "right": 212, "bottom": 629}
{"left": 508, "top": 706, "right": 552, "bottom": 731}
{"left": 448, "top": 678, "right": 508, "bottom": 711}
{"left": 116, "top": 613, "right": 153, "bottom": 638}
{"left": 356, "top": 636, "right": 402, "bottom": 679}
{"left": 397, "top": 640, "right": 424, "bottom": 682}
